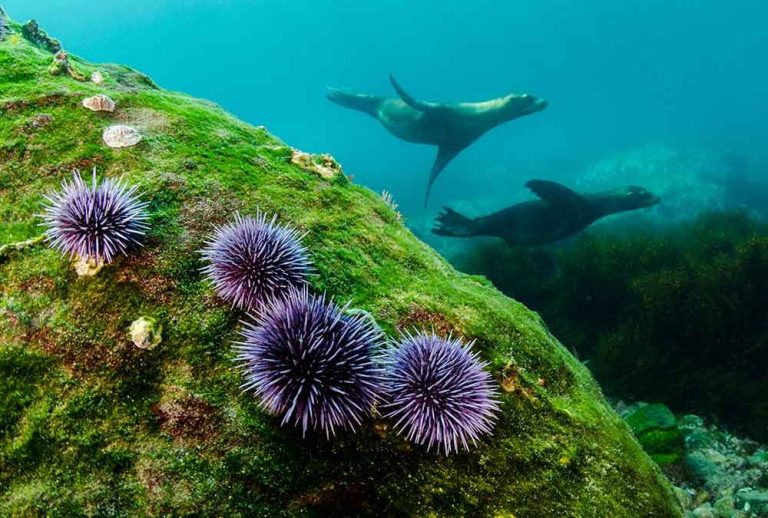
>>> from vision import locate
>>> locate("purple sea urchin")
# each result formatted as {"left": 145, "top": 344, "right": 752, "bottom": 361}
{"left": 382, "top": 332, "right": 499, "bottom": 454}
{"left": 41, "top": 169, "right": 149, "bottom": 263}
{"left": 201, "top": 213, "right": 311, "bottom": 311}
{"left": 236, "top": 289, "right": 385, "bottom": 437}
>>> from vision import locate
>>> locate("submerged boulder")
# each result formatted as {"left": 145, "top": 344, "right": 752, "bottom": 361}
{"left": 48, "top": 50, "right": 86, "bottom": 81}
{"left": 0, "top": 13, "right": 682, "bottom": 517}
{"left": 625, "top": 403, "right": 685, "bottom": 466}
{"left": 20, "top": 19, "right": 61, "bottom": 53}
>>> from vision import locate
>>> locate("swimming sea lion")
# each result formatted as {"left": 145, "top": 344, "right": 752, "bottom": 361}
{"left": 432, "top": 180, "right": 660, "bottom": 246}
{"left": 327, "top": 75, "right": 548, "bottom": 205}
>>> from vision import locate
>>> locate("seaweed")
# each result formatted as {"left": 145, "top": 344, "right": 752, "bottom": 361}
{"left": 457, "top": 211, "right": 768, "bottom": 440}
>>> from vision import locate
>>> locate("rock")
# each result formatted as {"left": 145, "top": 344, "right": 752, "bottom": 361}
{"left": 627, "top": 403, "right": 678, "bottom": 433}
{"left": 736, "top": 489, "right": 768, "bottom": 512}
{"left": 290, "top": 149, "right": 343, "bottom": 179}
{"left": 703, "top": 449, "right": 727, "bottom": 464}
{"left": 0, "top": 9, "right": 9, "bottom": 42}
{"left": 21, "top": 19, "right": 61, "bottom": 53}
{"left": 129, "top": 317, "right": 162, "bottom": 350}
{"left": 693, "top": 490, "right": 712, "bottom": 507}
{"left": 684, "top": 451, "right": 720, "bottom": 483}
{"left": 674, "top": 486, "right": 693, "bottom": 509}
{"left": 691, "top": 503, "right": 716, "bottom": 518}
{"left": 679, "top": 414, "right": 706, "bottom": 433}
{"left": 82, "top": 94, "right": 116, "bottom": 112}
{"left": 713, "top": 495, "right": 734, "bottom": 517}
{"left": 91, "top": 71, "right": 104, "bottom": 84}
{"left": 735, "top": 489, "right": 768, "bottom": 513}
{"left": 48, "top": 51, "right": 85, "bottom": 81}
{"left": 748, "top": 450, "right": 768, "bottom": 466}
{"left": 687, "top": 429, "right": 717, "bottom": 450}
{"left": 102, "top": 125, "right": 142, "bottom": 148}
{"left": 626, "top": 403, "right": 685, "bottom": 465}
{"left": 0, "top": 15, "right": 683, "bottom": 516}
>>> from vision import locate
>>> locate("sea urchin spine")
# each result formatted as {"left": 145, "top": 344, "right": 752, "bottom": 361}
{"left": 41, "top": 169, "right": 149, "bottom": 263}
{"left": 382, "top": 332, "right": 499, "bottom": 454}
{"left": 236, "top": 289, "right": 385, "bottom": 437}
{"left": 201, "top": 213, "right": 311, "bottom": 311}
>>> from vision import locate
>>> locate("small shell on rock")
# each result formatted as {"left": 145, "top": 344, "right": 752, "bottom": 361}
{"left": 82, "top": 94, "right": 115, "bottom": 112}
{"left": 74, "top": 255, "right": 104, "bottom": 277}
{"left": 103, "top": 124, "right": 142, "bottom": 148}
{"left": 91, "top": 71, "right": 104, "bottom": 84}
{"left": 130, "top": 316, "right": 163, "bottom": 350}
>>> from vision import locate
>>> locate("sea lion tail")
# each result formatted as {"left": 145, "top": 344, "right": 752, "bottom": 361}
{"left": 432, "top": 207, "right": 477, "bottom": 238}
{"left": 326, "top": 87, "right": 380, "bottom": 117}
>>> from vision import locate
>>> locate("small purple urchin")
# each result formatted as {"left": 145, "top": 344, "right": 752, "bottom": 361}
{"left": 236, "top": 288, "right": 385, "bottom": 437}
{"left": 201, "top": 213, "right": 311, "bottom": 311}
{"left": 41, "top": 169, "right": 149, "bottom": 263}
{"left": 382, "top": 332, "right": 500, "bottom": 454}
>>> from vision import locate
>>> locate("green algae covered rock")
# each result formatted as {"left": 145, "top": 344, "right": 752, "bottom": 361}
{"left": 625, "top": 404, "right": 685, "bottom": 466}
{"left": 0, "top": 13, "right": 682, "bottom": 517}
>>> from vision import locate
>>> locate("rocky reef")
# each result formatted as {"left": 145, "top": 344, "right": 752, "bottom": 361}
{"left": 574, "top": 146, "right": 768, "bottom": 222}
{"left": 618, "top": 402, "right": 768, "bottom": 518}
{"left": 0, "top": 12, "right": 681, "bottom": 516}
{"left": 456, "top": 211, "right": 768, "bottom": 445}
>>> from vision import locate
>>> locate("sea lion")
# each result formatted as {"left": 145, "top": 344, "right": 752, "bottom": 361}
{"left": 432, "top": 180, "right": 660, "bottom": 246}
{"left": 327, "top": 75, "right": 548, "bottom": 205}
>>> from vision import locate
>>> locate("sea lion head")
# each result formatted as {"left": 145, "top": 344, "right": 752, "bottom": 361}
{"left": 502, "top": 93, "right": 548, "bottom": 118}
{"left": 614, "top": 185, "right": 661, "bottom": 210}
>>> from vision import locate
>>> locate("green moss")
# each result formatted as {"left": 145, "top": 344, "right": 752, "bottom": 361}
{"left": 625, "top": 404, "right": 678, "bottom": 435}
{"left": 0, "top": 13, "right": 680, "bottom": 517}
{"left": 624, "top": 405, "right": 684, "bottom": 466}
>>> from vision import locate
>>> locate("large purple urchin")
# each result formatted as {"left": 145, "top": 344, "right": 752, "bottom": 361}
{"left": 381, "top": 332, "right": 500, "bottom": 454}
{"left": 200, "top": 213, "right": 311, "bottom": 311}
{"left": 236, "top": 288, "right": 385, "bottom": 437}
{"left": 41, "top": 169, "right": 149, "bottom": 263}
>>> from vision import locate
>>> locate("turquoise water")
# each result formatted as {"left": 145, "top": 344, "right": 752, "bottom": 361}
{"left": 4, "top": 0, "right": 768, "bottom": 218}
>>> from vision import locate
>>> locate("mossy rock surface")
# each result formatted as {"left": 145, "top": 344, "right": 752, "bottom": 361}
{"left": 625, "top": 404, "right": 678, "bottom": 436}
{"left": 625, "top": 405, "right": 684, "bottom": 466}
{"left": 0, "top": 13, "right": 681, "bottom": 517}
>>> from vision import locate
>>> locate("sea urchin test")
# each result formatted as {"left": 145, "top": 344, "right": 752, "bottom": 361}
{"left": 382, "top": 332, "right": 500, "bottom": 454}
{"left": 41, "top": 169, "right": 149, "bottom": 264}
{"left": 201, "top": 213, "right": 311, "bottom": 311}
{"left": 236, "top": 289, "right": 385, "bottom": 437}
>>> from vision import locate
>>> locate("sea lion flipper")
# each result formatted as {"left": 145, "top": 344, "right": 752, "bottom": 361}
{"left": 432, "top": 207, "right": 476, "bottom": 237}
{"left": 424, "top": 145, "right": 462, "bottom": 206}
{"left": 389, "top": 74, "right": 430, "bottom": 112}
{"left": 525, "top": 180, "right": 585, "bottom": 207}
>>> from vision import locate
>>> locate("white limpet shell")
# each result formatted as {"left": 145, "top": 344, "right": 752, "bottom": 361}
{"left": 74, "top": 255, "right": 104, "bottom": 277}
{"left": 82, "top": 94, "right": 115, "bottom": 112}
{"left": 103, "top": 124, "right": 142, "bottom": 148}
{"left": 130, "top": 316, "right": 163, "bottom": 350}
{"left": 91, "top": 71, "right": 104, "bottom": 84}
